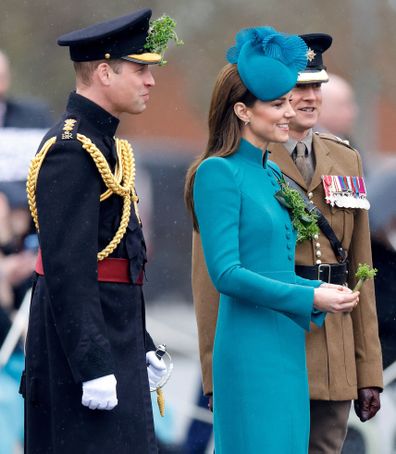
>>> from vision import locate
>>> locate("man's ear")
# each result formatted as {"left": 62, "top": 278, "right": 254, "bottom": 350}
{"left": 234, "top": 102, "right": 251, "bottom": 124}
{"left": 95, "top": 62, "right": 112, "bottom": 87}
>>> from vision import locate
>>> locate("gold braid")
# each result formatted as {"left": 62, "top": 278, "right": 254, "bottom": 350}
{"left": 26, "top": 134, "right": 139, "bottom": 261}
{"left": 26, "top": 136, "right": 57, "bottom": 232}
{"left": 100, "top": 138, "right": 123, "bottom": 202}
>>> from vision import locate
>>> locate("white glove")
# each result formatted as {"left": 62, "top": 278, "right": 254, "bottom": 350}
{"left": 82, "top": 374, "right": 118, "bottom": 410}
{"left": 146, "top": 351, "right": 167, "bottom": 389}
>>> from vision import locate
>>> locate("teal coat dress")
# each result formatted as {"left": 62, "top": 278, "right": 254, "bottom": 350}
{"left": 193, "top": 138, "right": 325, "bottom": 453}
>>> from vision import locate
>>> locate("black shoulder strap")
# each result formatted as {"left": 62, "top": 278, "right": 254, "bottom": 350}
{"left": 283, "top": 175, "right": 347, "bottom": 263}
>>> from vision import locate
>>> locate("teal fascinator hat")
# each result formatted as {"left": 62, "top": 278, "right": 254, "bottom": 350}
{"left": 226, "top": 27, "right": 308, "bottom": 101}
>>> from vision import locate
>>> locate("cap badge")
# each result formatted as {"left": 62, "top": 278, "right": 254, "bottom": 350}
{"left": 306, "top": 48, "right": 316, "bottom": 62}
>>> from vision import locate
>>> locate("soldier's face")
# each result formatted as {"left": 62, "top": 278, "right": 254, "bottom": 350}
{"left": 110, "top": 61, "right": 155, "bottom": 115}
{"left": 289, "top": 83, "right": 322, "bottom": 133}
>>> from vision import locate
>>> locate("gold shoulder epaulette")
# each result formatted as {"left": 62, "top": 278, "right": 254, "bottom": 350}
{"left": 314, "top": 131, "right": 356, "bottom": 151}
{"left": 61, "top": 118, "right": 79, "bottom": 140}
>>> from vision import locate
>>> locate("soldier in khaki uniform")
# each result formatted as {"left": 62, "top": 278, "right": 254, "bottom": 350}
{"left": 191, "top": 33, "right": 383, "bottom": 453}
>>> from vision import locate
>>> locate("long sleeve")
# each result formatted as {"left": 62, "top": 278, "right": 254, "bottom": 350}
{"left": 293, "top": 275, "right": 325, "bottom": 325}
{"left": 36, "top": 140, "right": 114, "bottom": 382}
{"left": 348, "top": 151, "right": 383, "bottom": 389}
{"left": 192, "top": 230, "right": 219, "bottom": 395}
{"left": 193, "top": 157, "right": 321, "bottom": 332}
{"left": 295, "top": 274, "right": 322, "bottom": 288}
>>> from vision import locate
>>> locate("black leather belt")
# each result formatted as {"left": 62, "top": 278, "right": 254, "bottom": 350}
{"left": 295, "top": 263, "right": 348, "bottom": 285}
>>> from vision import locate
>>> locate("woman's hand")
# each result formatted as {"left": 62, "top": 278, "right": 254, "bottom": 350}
{"left": 314, "top": 287, "right": 359, "bottom": 313}
{"left": 319, "top": 283, "right": 351, "bottom": 292}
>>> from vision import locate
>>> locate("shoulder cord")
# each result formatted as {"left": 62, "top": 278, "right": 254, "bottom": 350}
{"left": 26, "top": 134, "right": 140, "bottom": 261}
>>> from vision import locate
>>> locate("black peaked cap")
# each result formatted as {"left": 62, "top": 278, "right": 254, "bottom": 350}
{"left": 57, "top": 9, "right": 152, "bottom": 62}
{"left": 299, "top": 33, "right": 332, "bottom": 71}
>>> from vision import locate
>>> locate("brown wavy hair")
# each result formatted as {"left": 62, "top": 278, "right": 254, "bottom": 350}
{"left": 184, "top": 64, "right": 257, "bottom": 230}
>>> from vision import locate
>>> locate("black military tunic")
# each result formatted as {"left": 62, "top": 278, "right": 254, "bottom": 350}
{"left": 21, "top": 92, "right": 157, "bottom": 453}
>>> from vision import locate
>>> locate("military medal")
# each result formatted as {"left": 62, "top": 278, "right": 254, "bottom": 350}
{"left": 358, "top": 176, "right": 370, "bottom": 209}
{"left": 346, "top": 176, "right": 355, "bottom": 208}
{"left": 356, "top": 176, "right": 370, "bottom": 209}
{"left": 354, "top": 177, "right": 363, "bottom": 208}
{"left": 333, "top": 176, "right": 344, "bottom": 206}
{"left": 343, "top": 176, "right": 354, "bottom": 208}
{"left": 322, "top": 175, "right": 370, "bottom": 209}
{"left": 322, "top": 175, "right": 336, "bottom": 206}
{"left": 338, "top": 176, "right": 347, "bottom": 207}
{"left": 349, "top": 176, "right": 358, "bottom": 208}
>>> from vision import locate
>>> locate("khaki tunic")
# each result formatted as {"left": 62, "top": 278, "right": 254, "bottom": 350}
{"left": 192, "top": 132, "right": 383, "bottom": 400}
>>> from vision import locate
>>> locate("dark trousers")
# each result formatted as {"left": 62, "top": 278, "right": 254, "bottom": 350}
{"left": 183, "top": 390, "right": 213, "bottom": 453}
{"left": 309, "top": 400, "right": 351, "bottom": 454}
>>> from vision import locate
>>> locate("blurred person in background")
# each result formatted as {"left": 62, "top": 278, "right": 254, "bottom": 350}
{"left": 368, "top": 167, "right": 396, "bottom": 370}
{"left": 316, "top": 72, "right": 358, "bottom": 146}
{"left": 0, "top": 182, "right": 36, "bottom": 454}
{"left": 191, "top": 33, "right": 383, "bottom": 454}
{"left": 0, "top": 50, "right": 52, "bottom": 129}
{"left": 0, "top": 181, "right": 37, "bottom": 312}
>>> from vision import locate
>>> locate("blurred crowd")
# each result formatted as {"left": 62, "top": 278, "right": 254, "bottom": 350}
{"left": 0, "top": 45, "right": 395, "bottom": 453}
{"left": 0, "top": 181, "right": 36, "bottom": 454}
{"left": 0, "top": 47, "right": 52, "bottom": 326}
{"left": 0, "top": 49, "right": 52, "bottom": 453}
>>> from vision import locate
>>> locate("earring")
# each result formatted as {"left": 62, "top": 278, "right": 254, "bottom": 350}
{"left": 244, "top": 120, "right": 250, "bottom": 126}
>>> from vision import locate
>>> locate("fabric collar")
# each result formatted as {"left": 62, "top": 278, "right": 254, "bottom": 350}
{"left": 66, "top": 92, "right": 119, "bottom": 137}
{"left": 284, "top": 128, "right": 313, "bottom": 156}
{"left": 237, "top": 138, "right": 269, "bottom": 168}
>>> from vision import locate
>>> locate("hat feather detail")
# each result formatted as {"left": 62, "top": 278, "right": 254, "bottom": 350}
{"left": 227, "top": 26, "right": 308, "bottom": 72}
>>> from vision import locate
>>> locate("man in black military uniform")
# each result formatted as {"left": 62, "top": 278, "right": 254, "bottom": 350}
{"left": 21, "top": 9, "right": 170, "bottom": 453}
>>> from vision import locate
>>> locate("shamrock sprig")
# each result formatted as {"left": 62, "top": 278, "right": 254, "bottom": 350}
{"left": 353, "top": 263, "right": 378, "bottom": 292}
{"left": 144, "top": 15, "right": 184, "bottom": 65}
{"left": 274, "top": 177, "right": 319, "bottom": 242}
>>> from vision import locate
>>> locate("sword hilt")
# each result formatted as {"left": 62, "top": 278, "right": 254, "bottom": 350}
{"left": 155, "top": 344, "right": 167, "bottom": 360}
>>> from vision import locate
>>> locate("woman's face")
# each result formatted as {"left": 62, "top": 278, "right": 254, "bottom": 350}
{"left": 243, "top": 91, "right": 296, "bottom": 146}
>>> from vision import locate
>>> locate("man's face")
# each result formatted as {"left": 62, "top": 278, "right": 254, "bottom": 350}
{"left": 289, "top": 83, "right": 322, "bottom": 134}
{"left": 109, "top": 61, "right": 155, "bottom": 115}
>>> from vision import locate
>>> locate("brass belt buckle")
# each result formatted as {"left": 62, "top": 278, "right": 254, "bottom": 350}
{"left": 318, "top": 263, "right": 332, "bottom": 283}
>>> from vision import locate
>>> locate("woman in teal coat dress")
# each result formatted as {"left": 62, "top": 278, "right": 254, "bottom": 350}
{"left": 185, "top": 27, "right": 358, "bottom": 453}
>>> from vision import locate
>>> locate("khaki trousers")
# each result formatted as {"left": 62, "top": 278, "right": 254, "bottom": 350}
{"left": 309, "top": 400, "right": 352, "bottom": 454}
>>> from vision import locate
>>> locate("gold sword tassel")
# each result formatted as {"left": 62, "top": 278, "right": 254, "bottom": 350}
{"left": 131, "top": 187, "right": 142, "bottom": 225}
{"left": 156, "top": 388, "right": 165, "bottom": 417}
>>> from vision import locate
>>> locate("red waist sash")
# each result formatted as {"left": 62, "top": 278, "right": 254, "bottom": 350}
{"left": 35, "top": 249, "right": 143, "bottom": 285}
